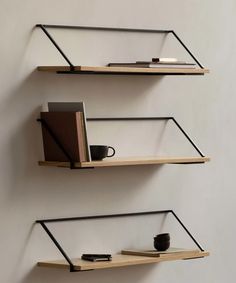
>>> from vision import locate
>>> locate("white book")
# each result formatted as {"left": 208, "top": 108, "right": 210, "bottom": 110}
{"left": 151, "top": 57, "right": 180, "bottom": 63}
{"left": 108, "top": 63, "right": 196, "bottom": 69}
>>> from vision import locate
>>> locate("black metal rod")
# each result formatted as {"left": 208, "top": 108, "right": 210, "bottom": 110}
{"left": 170, "top": 117, "right": 204, "bottom": 157}
{"left": 171, "top": 31, "right": 204, "bottom": 69}
{"left": 39, "top": 222, "right": 75, "bottom": 271}
{"left": 87, "top": 117, "right": 171, "bottom": 121}
{"left": 36, "top": 210, "right": 172, "bottom": 223}
{"left": 37, "top": 24, "right": 74, "bottom": 70}
{"left": 87, "top": 116, "right": 205, "bottom": 157}
{"left": 37, "top": 118, "right": 75, "bottom": 169}
{"left": 171, "top": 210, "right": 204, "bottom": 251}
{"left": 36, "top": 24, "right": 172, "bottom": 34}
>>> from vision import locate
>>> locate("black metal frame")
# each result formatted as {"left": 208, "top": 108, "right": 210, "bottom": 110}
{"left": 36, "top": 209, "right": 204, "bottom": 272}
{"left": 37, "top": 116, "right": 205, "bottom": 169}
{"left": 35, "top": 24, "right": 204, "bottom": 73}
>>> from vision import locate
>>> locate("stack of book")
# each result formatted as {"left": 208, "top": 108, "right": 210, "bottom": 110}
{"left": 107, "top": 58, "right": 196, "bottom": 69}
{"left": 40, "top": 102, "right": 91, "bottom": 163}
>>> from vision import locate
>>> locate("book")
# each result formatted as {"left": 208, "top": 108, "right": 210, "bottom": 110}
{"left": 48, "top": 102, "right": 91, "bottom": 161}
{"left": 40, "top": 111, "right": 87, "bottom": 162}
{"left": 136, "top": 61, "right": 189, "bottom": 65}
{"left": 121, "top": 248, "right": 201, "bottom": 258}
{"left": 107, "top": 62, "right": 196, "bottom": 69}
{"left": 138, "top": 58, "right": 186, "bottom": 64}
{"left": 152, "top": 57, "right": 180, "bottom": 63}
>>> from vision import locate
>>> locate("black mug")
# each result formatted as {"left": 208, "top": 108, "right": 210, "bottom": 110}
{"left": 90, "top": 145, "right": 116, "bottom": 161}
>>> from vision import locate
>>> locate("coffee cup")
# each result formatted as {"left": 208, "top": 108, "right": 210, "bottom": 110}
{"left": 90, "top": 145, "right": 115, "bottom": 161}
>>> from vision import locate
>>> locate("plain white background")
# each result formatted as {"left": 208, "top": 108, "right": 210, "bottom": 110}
{"left": 0, "top": 1, "right": 235, "bottom": 282}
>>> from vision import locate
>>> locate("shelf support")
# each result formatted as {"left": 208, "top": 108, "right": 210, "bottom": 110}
{"left": 37, "top": 118, "right": 76, "bottom": 169}
{"left": 35, "top": 24, "right": 204, "bottom": 71}
{"left": 170, "top": 31, "right": 203, "bottom": 69}
{"left": 36, "top": 210, "right": 205, "bottom": 272}
{"left": 39, "top": 222, "right": 75, "bottom": 272}
{"left": 170, "top": 117, "right": 204, "bottom": 158}
{"left": 36, "top": 24, "right": 75, "bottom": 71}
{"left": 87, "top": 117, "right": 205, "bottom": 161}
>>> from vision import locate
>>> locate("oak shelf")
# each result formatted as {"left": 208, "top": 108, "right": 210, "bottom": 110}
{"left": 36, "top": 24, "right": 209, "bottom": 76}
{"left": 37, "top": 251, "right": 209, "bottom": 271}
{"left": 37, "top": 65, "right": 209, "bottom": 75}
{"left": 36, "top": 210, "right": 209, "bottom": 272}
{"left": 38, "top": 156, "right": 210, "bottom": 168}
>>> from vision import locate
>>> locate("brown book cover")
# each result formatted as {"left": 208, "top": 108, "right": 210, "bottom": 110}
{"left": 40, "top": 112, "right": 87, "bottom": 162}
{"left": 48, "top": 102, "right": 91, "bottom": 161}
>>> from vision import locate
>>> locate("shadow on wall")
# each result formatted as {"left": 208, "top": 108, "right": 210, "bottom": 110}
{"left": 22, "top": 262, "right": 160, "bottom": 283}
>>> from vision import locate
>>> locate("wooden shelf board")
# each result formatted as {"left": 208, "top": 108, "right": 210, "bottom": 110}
{"left": 37, "top": 251, "right": 209, "bottom": 271}
{"left": 37, "top": 65, "right": 209, "bottom": 75}
{"left": 38, "top": 156, "right": 210, "bottom": 168}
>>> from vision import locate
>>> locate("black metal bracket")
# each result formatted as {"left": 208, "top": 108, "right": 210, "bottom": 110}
{"left": 87, "top": 117, "right": 205, "bottom": 159}
{"left": 35, "top": 24, "right": 204, "bottom": 73}
{"left": 36, "top": 209, "right": 205, "bottom": 272}
{"left": 37, "top": 118, "right": 76, "bottom": 169}
{"left": 37, "top": 116, "right": 205, "bottom": 169}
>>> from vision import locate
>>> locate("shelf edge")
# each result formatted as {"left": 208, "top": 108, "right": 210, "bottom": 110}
{"left": 37, "top": 251, "right": 209, "bottom": 271}
{"left": 37, "top": 65, "right": 210, "bottom": 75}
{"left": 38, "top": 156, "right": 210, "bottom": 168}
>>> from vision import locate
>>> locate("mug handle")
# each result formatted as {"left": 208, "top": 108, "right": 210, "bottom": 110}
{"left": 107, "top": 146, "right": 115, "bottom": 158}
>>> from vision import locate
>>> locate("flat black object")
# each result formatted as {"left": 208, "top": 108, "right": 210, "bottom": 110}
{"left": 81, "top": 254, "right": 112, "bottom": 262}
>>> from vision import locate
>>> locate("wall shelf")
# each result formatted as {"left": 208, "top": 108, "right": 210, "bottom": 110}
{"left": 37, "top": 65, "right": 209, "bottom": 75}
{"left": 37, "top": 251, "right": 209, "bottom": 271}
{"left": 34, "top": 24, "right": 210, "bottom": 277}
{"left": 35, "top": 24, "right": 209, "bottom": 76}
{"left": 38, "top": 116, "right": 209, "bottom": 169}
{"left": 38, "top": 156, "right": 210, "bottom": 168}
{"left": 36, "top": 210, "right": 208, "bottom": 272}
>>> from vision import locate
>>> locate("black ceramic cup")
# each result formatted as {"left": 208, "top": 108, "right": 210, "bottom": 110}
{"left": 90, "top": 145, "right": 116, "bottom": 161}
{"left": 154, "top": 233, "right": 170, "bottom": 251}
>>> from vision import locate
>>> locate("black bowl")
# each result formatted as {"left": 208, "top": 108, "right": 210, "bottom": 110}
{"left": 154, "top": 239, "right": 170, "bottom": 251}
{"left": 154, "top": 233, "right": 170, "bottom": 240}
{"left": 154, "top": 233, "right": 170, "bottom": 251}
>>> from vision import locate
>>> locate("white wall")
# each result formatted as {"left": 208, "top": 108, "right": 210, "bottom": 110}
{"left": 0, "top": 0, "right": 235, "bottom": 282}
